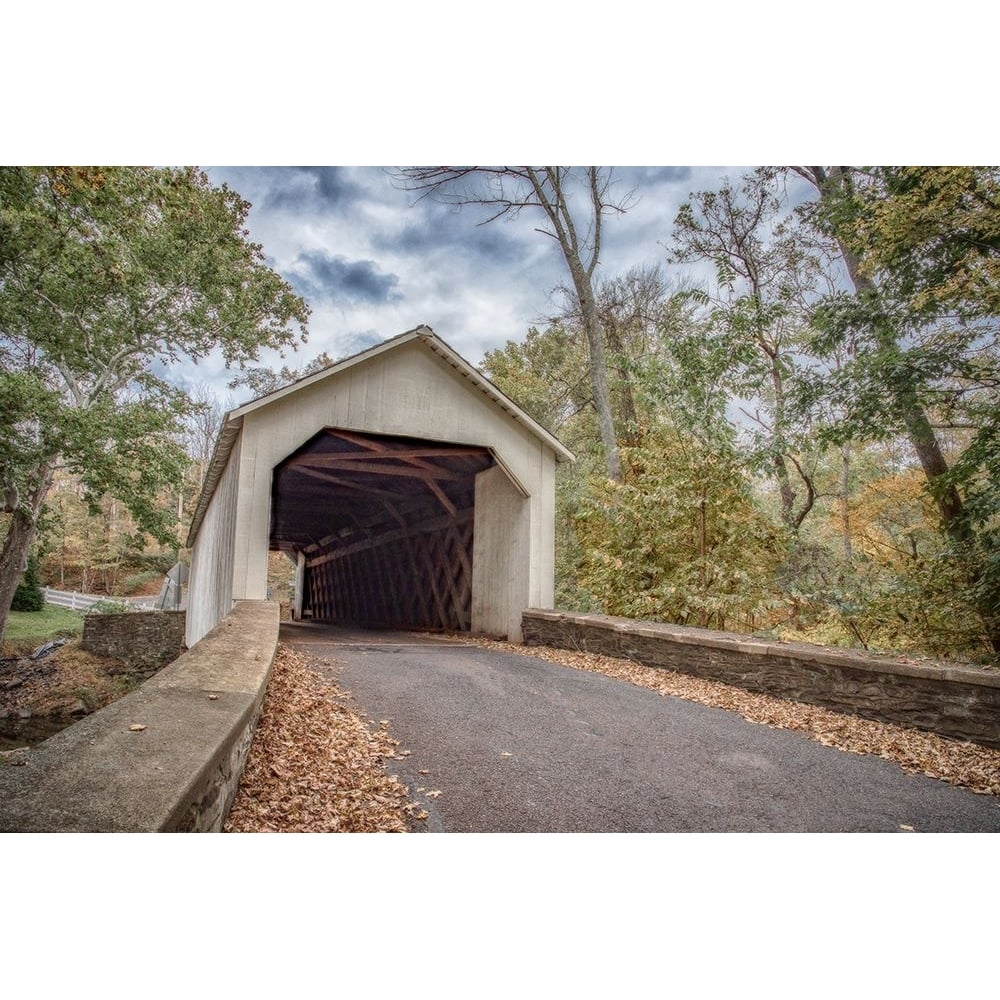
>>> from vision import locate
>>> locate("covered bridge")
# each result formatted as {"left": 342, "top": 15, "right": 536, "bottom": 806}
{"left": 185, "top": 326, "right": 574, "bottom": 647}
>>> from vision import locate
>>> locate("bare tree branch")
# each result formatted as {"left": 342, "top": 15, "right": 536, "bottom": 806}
{"left": 393, "top": 165, "right": 631, "bottom": 479}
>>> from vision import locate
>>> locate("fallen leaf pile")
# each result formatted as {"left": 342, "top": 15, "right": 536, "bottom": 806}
{"left": 463, "top": 636, "right": 1000, "bottom": 797}
{"left": 224, "top": 645, "right": 422, "bottom": 832}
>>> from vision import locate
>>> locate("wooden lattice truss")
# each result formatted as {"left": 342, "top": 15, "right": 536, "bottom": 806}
{"left": 270, "top": 429, "right": 494, "bottom": 630}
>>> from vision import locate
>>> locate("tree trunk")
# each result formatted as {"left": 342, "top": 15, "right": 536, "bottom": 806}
{"left": 568, "top": 260, "right": 621, "bottom": 480}
{"left": 900, "top": 402, "right": 969, "bottom": 545}
{"left": 767, "top": 360, "right": 815, "bottom": 532}
{"left": 0, "top": 459, "right": 56, "bottom": 641}
{"left": 774, "top": 452, "right": 797, "bottom": 528}
{"left": 841, "top": 443, "right": 853, "bottom": 561}
{"left": 603, "top": 316, "right": 641, "bottom": 447}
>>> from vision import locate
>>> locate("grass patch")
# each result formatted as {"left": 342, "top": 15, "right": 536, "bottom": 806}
{"left": 4, "top": 606, "right": 84, "bottom": 651}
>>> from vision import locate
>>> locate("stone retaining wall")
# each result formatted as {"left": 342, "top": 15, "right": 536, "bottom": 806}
{"left": 0, "top": 601, "right": 279, "bottom": 832}
{"left": 522, "top": 609, "right": 1000, "bottom": 748}
{"left": 82, "top": 610, "right": 186, "bottom": 675}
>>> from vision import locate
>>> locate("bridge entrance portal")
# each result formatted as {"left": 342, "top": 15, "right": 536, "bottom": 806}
{"left": 271, "top": 428, "right": 494, "bottom": 631}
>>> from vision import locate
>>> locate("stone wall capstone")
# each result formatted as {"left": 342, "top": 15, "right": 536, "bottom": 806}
{"left": 522, "top": 609, "right": 1000, "bottom": 749}
{"left": 0, "top": 601, "right": 278, "bottom": 832}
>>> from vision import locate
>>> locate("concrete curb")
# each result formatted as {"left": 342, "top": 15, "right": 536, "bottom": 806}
{"left": 0, "top": 600, "right": 279, "bottom": 832}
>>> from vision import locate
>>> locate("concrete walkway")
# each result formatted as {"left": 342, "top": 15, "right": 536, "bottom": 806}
{"left": 282, "top": 623, "right": 1000, "bottom": 833}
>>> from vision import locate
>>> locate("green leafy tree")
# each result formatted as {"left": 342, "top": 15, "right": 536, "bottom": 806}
{"left": 574, "top": 427, "right": 786, "bottom": 631}
{"left": 232, "top": 350, "right": 336, "bottom": 398}
{"left": 670, "top": 170, "right": 831, "bottom": 533}
{"left": 836, "top": 166, "right": 1000, "bottom": 320}
{"left": 484, "top": 286, "right": 789, "bottom": 631}
{"left": 0, "top": 166, "right": 309, "bottom": 638}
{"left": 792, "top": 165, "right": 1000, "bottom": 653}
{"left": 483, "top": 324, "right": 590, "bottom": 438}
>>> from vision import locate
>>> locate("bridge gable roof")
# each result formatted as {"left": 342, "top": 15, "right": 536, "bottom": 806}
{"left": 186, "top": 325, "right": 573, "bottom": 546}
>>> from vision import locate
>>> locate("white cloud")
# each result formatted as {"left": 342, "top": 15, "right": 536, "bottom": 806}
{"left": 182, "top": 165, "right": 766, "bottom": 404}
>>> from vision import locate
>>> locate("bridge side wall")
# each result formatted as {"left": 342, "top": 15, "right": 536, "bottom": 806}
{"left": 82, "top": 610, "right": 186, "bottom": 675}
{"left": 522, "top": 609, "right": 1000, "bottom": 748}
{"left": 0, "top": 601, "right": 278, "bottom": 832}
{"left": 186, "top": 435, "right": 242, "bottom": 647}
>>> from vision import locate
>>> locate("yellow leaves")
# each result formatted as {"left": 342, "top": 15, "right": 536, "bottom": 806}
{"left": 843, "top": 469, "right": 935, "bottom": 566}
{"left": 845, "top": 166, "right": 1000, "bottom": 316}
{"left": 50, "top": 166, "right": 109, "bottom": 196}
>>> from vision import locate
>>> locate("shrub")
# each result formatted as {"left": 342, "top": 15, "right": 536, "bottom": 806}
{"left": 122, "top": 569, "right": 161, "bottom": 594}
{"left": 131, "top": 553, "right": 176, "bottom": 574}
{"left": 85, "top": 598, "right": 133, "bottom": 615}
{"left": 11, "top": 553, "right": 44, "bottom": 612}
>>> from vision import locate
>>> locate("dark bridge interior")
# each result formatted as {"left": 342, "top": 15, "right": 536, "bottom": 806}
{"left": 270, "top": 428, "right": 494, "bottom": 630}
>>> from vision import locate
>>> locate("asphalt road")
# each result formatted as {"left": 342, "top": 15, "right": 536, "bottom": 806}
{"left": 282, "top": 622, "right": 1000, "bottom": 833}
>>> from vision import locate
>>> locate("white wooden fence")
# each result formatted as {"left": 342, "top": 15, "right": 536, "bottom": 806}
{"left": 42, "top": 588, "right": 157, "bottom": 612}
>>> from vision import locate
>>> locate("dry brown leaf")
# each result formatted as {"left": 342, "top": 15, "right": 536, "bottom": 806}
{"left": 224, "top": 645, "right": 422, "bottom": 833}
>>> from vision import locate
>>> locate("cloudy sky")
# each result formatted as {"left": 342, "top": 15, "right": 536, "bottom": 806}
{"left": 191, "top": 165, "right": 792, "bottom": 403}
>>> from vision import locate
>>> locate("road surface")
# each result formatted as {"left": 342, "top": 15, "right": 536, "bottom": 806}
{"left": 282, "top": 622, "right": 1000, "bottom": 833}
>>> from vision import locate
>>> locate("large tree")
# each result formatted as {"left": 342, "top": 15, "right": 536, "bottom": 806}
{"left": 670, "top": 169, "right": 828, "bottom": 533}
{"left": 792, "top": 166, "right": 1000, "bottom": 652}
{"left": 0, "top": 166, "right": 309, "bottom": 639}
{"left": 394, "top": 166, "right": 631, "bottom": 479}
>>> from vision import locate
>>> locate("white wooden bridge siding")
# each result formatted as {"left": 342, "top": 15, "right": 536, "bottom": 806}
{"left": 186, "top": 437, "right": 241, "bottom": 647}
{"left": 186, "top": 333, "right": 564, "bottom": 646}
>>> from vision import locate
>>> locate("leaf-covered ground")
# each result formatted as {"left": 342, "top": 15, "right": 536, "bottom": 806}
{"left": 464, "top": 636, "right": 1000, "bottom": 798}
{"left": 0, "top": 639, "right": 135, "bottom": 719}
{"left": 224, "top": 645, "right": 423, "bottom": 832}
